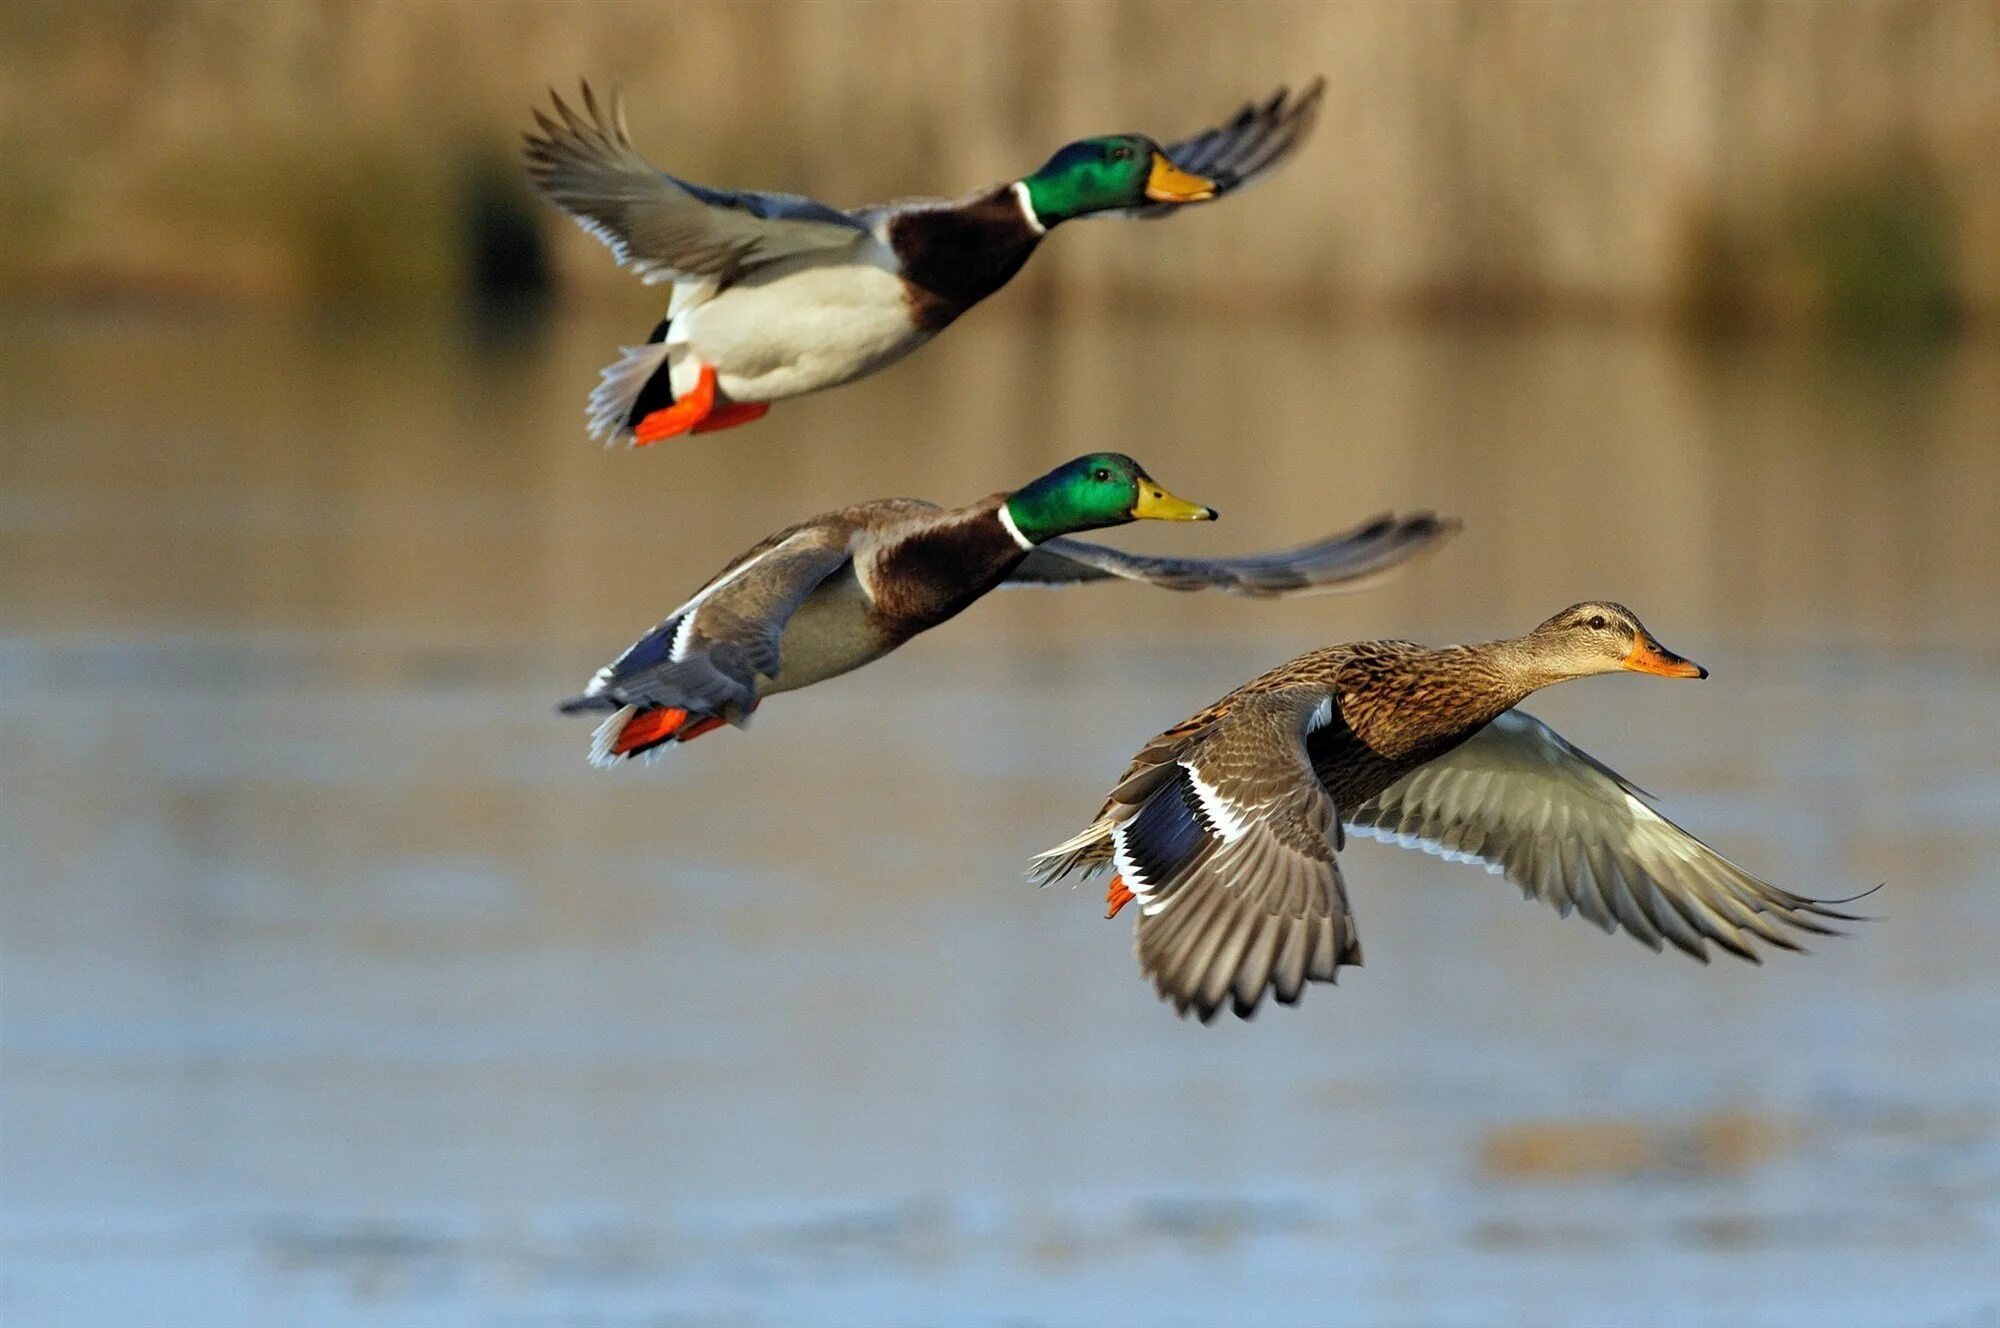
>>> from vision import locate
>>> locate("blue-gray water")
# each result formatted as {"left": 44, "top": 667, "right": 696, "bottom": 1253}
{"left": 3, "top": 313, "right": 1998, "bottom": 1327}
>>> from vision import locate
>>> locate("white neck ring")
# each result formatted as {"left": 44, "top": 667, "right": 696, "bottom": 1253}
{"left": 997, "top": 503, "right": 1036, "bottom": 551}
{"left": 1010, "top": 181, "right": 1048, "bottom": 236}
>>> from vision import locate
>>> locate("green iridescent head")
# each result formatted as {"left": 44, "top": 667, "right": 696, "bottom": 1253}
{"left": 1019, "top": 136, "right": 1217, "bottom": 226}
{"left": 1003, "top": 453, "right": 1217, "bottom": 544}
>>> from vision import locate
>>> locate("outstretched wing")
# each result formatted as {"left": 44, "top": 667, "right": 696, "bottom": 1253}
{"left": 523, "top": 83, "right": 872, "bottom": 286}
{"left": 565, "top": 526, "right": 857, "bottom": 720}
{"left": 1114, "top": 78, "right": 1326, "bottom": 221}
{"left": 1112, "top": 690, "right": 1360, "bottom": 1021}
{"left": 1345, "top": 709, "right": 1868, "bottom": 962}
{"left": 1006, "top": 511, "right": 1454, "bottom": 597}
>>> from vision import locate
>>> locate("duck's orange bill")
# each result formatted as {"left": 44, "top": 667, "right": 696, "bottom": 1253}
{"left": 1622, "top": 637, "right": 1708, "bottom": 679}
{"left": 1105, "top": 874, "right": 1136, "bottom": 920}
{"left": 1144, "top": 153, "right": 1217, "bottom": 203}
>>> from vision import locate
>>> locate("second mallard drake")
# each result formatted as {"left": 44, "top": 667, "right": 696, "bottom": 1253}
{"left": 523, "top": 80, "right": 1323, "bottom": 446}
{"left": 560, "top": 453, "right": 1452, "bottom": 764}
{"left": 1032, "top": 603, "right": 1868, "bottom": 1021}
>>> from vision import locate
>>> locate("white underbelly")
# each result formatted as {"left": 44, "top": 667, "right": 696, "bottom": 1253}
{"left": 759, "top": 571, "right": 886, "bottom": 696}
{"left": 678, "top": 257, "right": 932, "bottom": 404}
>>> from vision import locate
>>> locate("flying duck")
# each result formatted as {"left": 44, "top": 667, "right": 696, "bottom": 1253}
{"left": 1031, "top": 603, "right": 1870, "bottom": 1021}
{"left": 523, "top": 80, "right": 1324, "bottom": 446}
{"left": 560, "top": 452, "right": 1450, "bottom": 762}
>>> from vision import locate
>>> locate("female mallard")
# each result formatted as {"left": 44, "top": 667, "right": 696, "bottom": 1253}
{"left": 1031, "top": 603, "right": 1870, "bottom": 1022}
{"left": 560, "top": 453, "right": 1451, "bottom": 763}
{"left": 523, "top": 80, "right": 1323, "bottom": 445}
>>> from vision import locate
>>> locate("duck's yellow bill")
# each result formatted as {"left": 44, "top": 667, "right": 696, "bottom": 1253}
{"left": 1131, "top": 482, "right": 1218, "bottom": 522}
{"left": 1622, "top": 636, "right": 1708, "bottom": 679}
{"left": 1144, "top": 153, "right": 1217, "bottom": 203}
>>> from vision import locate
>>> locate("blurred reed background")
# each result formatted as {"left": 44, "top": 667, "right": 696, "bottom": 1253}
{"left": 4, "top": 0, "right": 1997, "bottom": 332}
{"left": 6, "top": 5, "right": 2000, "bottom": 1328}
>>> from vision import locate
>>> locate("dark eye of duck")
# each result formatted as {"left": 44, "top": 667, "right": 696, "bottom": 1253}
{"left": 1110, "top": 145, "right": 1134, "bottom": 162}
{"left": 1588, "top": 614, "right": 1608, "bottom": 630}
{"left": 1093, "top": 467, "right": 1112, "bottom": 482}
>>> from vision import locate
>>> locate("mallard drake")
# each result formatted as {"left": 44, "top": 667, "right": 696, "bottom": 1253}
{"left": 559, "top": 453, "right": 1452, "bottom": 764}
{"left": 523, "top": 80, "right": 1323, "bottom": 446}
{"left": 1031, "top": 602, "right": 1871, "bottom": 1022}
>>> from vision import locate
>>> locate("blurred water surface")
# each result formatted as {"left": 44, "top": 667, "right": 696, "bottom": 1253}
{"left": 3, "top": 312, "right": 1998, "bottom": 1328}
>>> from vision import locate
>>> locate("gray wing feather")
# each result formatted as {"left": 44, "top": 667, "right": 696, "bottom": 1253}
{"left": 574, "top": 530, "right": 855, "bottom": 721}
{"left": 1006, "top": 512, "right": 1455, "bottom": 597}
{"left": 1127, "top": 690, "right": 1361, "bottom": 1021}
{"left": 523, "top": 83, "right": 870, "bottom": 286}
{"left": 1344, "top": 709, "right": 1866, "bottom": 962}
{"left": 672, "top": 535, "right": 855, "bottom": 693}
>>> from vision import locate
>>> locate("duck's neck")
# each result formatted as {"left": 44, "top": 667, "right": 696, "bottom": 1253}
{"left": 888, "top": 185, "right": 1046, "bottom": 332}
{"left": 996, "top": 498, "right": 1039, "bottom": 551}
{"left": 1001, "top": 485, "right": 1094, "bottom": 547}
{"left": 1333, "top": 637, "right": 1578, "bottom": 763}
{"left": 1455, "top": 635, "right": 1579, "bottom": 719}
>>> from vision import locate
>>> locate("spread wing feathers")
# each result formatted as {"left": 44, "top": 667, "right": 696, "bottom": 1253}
{"left": 1115, "top": 78, "right": 1326, "bottom": 221}
{"left": 558, "top": 528, "right": 855, "bottom": 720}
{"left": 522, "top": 83, "right": 871, "bottom": 286}
{"left": 1027, "top": 709, "right": 1231, "bottom": 889}
{"left": 1006, "top": 512, "right": 1456, "bottom": 597}
{"left": 1038, "top": 690, "right": 1359, "bottom": 1022}
{"left": 1345, "top": 709, "right": 1866, "bottom": 963}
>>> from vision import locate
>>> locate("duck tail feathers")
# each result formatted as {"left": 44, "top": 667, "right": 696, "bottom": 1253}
{"left": 1027, "top": 821, "right": 1116, "bottom": 888}
{"left": 588, "top": 342, "right": 676, "bottom": 444}
{"left": 587, "top": 705, "right": 644, "bottom": 767}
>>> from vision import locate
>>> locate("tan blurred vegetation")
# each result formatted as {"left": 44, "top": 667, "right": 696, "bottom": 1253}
{"left": 1480, "top": 1111, "right": 1794, "bottom": 1182}
{"left": 4, "top": 0, "right": 1998, "bottom": 329}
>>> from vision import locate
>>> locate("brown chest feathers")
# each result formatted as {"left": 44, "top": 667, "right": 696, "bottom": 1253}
{"left": 1334, "top": 645, "right": 1523, "bottom": 760}
{"left": 862, "top": 504, "right": 1028, "bottom": 645}
{"left": 888, "top": 189, "right": 1043, "bottom": 334}
{"left": 1286, "top": 643, "right": 1526, "bottom": 810}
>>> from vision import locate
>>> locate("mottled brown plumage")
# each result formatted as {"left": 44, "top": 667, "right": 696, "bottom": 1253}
{"left": 1032, "top": 602, "right": 1868, "bottom": 1022}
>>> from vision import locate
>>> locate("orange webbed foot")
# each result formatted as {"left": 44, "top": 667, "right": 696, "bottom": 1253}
{"left": 632, "top": 363, "right": 718, "bottom": 446}
{"left": 677, "top": 715, "right": 727, "bottom": 742}
{"left": 612, "top": 706, "right": 689, "bottom": 757}
{"left": 1105, "top": 874, "right": 1135, "bottom": 920}
{"left": 691, "top": 401, "right": 770, "bottom": 435}
{"left": 608, "top": 707, "right": 730, "bottom": 759}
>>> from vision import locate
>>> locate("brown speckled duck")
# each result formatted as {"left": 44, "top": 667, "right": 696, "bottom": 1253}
{"left": 1031, "top": 602, "right": 1869, "bottom": 1022}
{"left": 560, "top": 453, "right": 1454, "bottom": 765}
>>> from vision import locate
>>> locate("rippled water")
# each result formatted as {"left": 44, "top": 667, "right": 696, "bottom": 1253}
{"left": 3, "top": 312, "right": 1998, "bottom": 1327}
